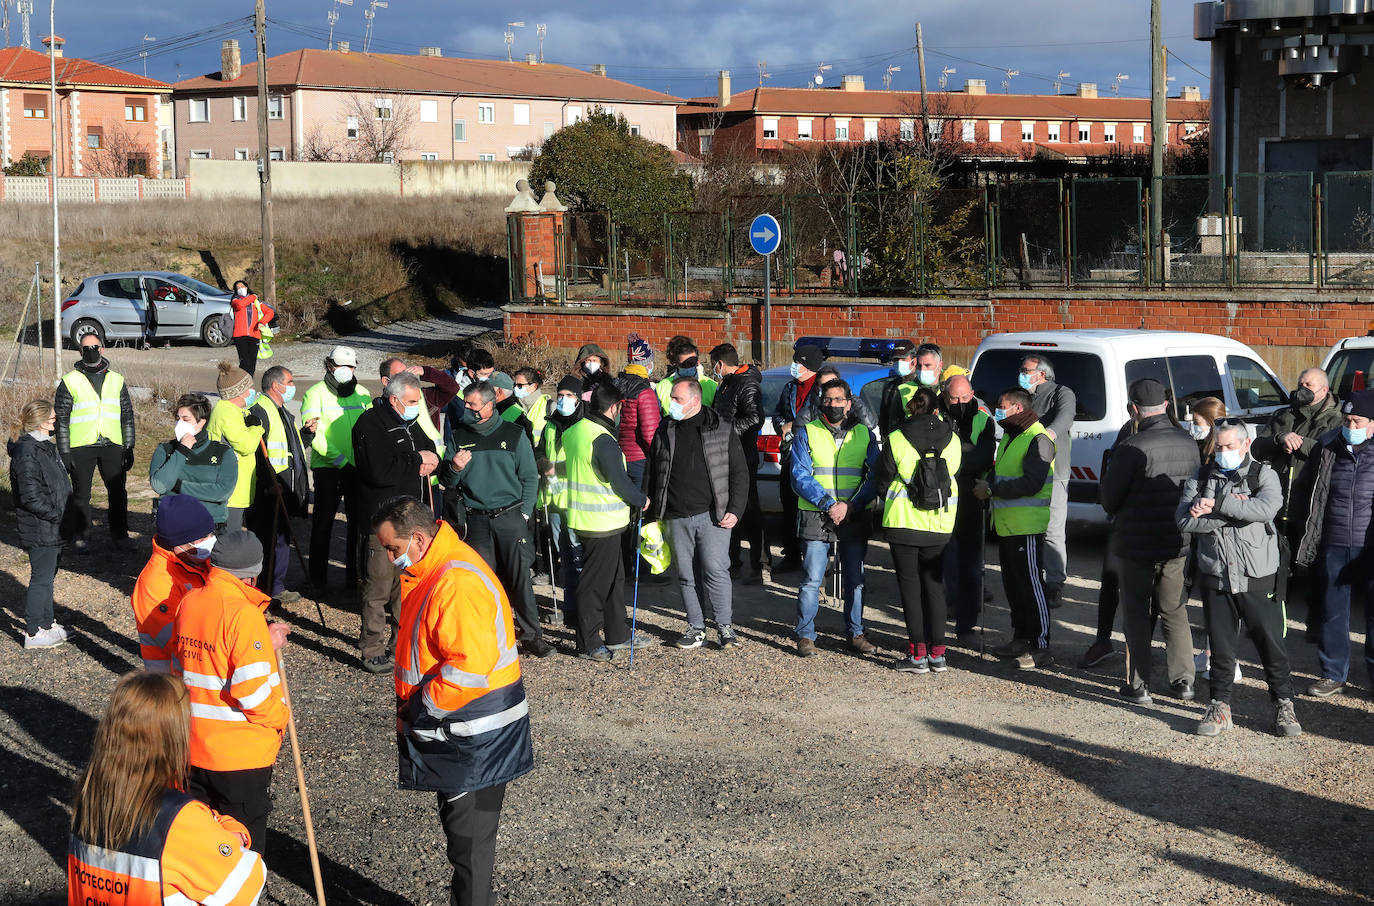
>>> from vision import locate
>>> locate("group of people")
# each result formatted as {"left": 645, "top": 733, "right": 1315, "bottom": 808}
{"left": 8, "top": 324, "right": 1369, "bottom": 906}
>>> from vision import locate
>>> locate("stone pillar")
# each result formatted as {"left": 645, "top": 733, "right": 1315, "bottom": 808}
{"left": 506, "top": 180, "right": 567, "bottom": 301}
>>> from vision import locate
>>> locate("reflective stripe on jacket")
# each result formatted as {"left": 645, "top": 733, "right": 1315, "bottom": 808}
{"left": 299, "top": 381, "right": 371, "bottom": 469}
{"left": 798, "top": 420, "right": 871, "bottom": 512}
{"left": 62, "top": 370, "right": 124, "bottom": 447}
{"left": 991, "top": 422, "right": 1054, "bottom": 536}
{"left": 882, "top": 429, "right": 961, "bottom": 535}
{"left": 207, "top": 400, "right": 263, "bottom": 510}
{"left": 259, "top": 399, "right": 291, "bottom": 474}
{"left": 131, "top": 542, "right": 207, "bottom": 673}
{"left": 562, "top": 419, "right": 631, "bottom": 533}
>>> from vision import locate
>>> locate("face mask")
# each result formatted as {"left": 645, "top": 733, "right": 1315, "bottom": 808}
{"left": 895, "top": 359, "right": 913, "bottom": 378}
{"left": 790, "top": 362, "right": 803, "bottom": 379}
{"left": 392, "top": 537, "right": 415, "bottom": 570}
{"left": 174, "top": 420, "right": 197, "bottom": 441}
{"left": 678, "top": 366, "right": 699, "bottom": 380}
{"left": 918, "top": 369, "right": 938, "bottom": 387}
{"left": 185, "top": 534, "right": 216, "bottom": 562}
{"left": 668, "top": 400, "right": 688, "bottom": 421}
{"left": 1018, "top": 373, "right": 1035, "bottom": 392}
{"left": 236, "top": 287, "right": 249, "bottom": 298}
{"left": 243, "top": 391, "right": 257, "bottom": 408}
{"left": 557, "top": 397, "right": 577, "bottom": 416}
{"left": 821, "top": 404, "right": 847, "bottom": 423}
{"left": 1291, "top": 387, "right": 1315, "bottom": 407}
{"left": 333, "top": 366, "right": 354, "bottom": 384}
{"left": 946, "top": 401, "right": 970, "bottom": 421}
{"left": 1215, "top": 449, "right": 1244, "bottom": 471}
{"left": 281, "top": 385, "right": 296, "bottom": 404}
{"left": 994, "top": 408, "right": 1009, "bottom": 422}
{"left": 459, "top": 406, "right": 477, "bottom": 424}
{"left": 1188, "top": 422, "right": 1210, "bottom": 440}
{"left": 402, "top": 403, "right": 420, "bottom": 421}
{"left": 583, "top": 360, "right": 600, "bottom": 374}
{"left": 514, "top": 386, "right": 531, "bottom": 400}
{"left": 1343, "top": 426, "right": 1368, "bottom": 446}
{"left": 81, "top": 346, "right": 101, "bottom": 365}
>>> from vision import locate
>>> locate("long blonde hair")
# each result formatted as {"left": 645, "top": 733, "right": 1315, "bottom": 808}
{"left": 12, "top": 399, "right": 53, "bottom": 440}
{"left": 72, "top": 672, "right": 190, "bottom": 849}
{"left": 1192, "top": 396, "right": 1228, "bottom": 460}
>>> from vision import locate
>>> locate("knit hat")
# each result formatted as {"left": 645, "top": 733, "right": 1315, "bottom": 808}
{"left": 575, "top": 342, "right": 610, "bottom": 367}
{"left": 793, "top": 344, "right": 824, "bottom": 373}
{"left": 1128, "top": 378, "right": 1167, "bottom": 408}
{"left": 1342, "top": 390, "right": 1374, "bottom": 419}
{"left": 329, "top": 345, "right": 358, "bottom": 366}
{"left": 211, "top": 530, "right": 264, "bottom": 580}
{"left": 489, "top": 371, "right": 515, "bottom": 391}
{"left": 627, "top": 333, "right": 654, "bottom": 368}
{"left": 216, "top": 361, "right": 254, "bottom": 401}
{"left": 155, "top": 494, "right": 215, "bottom": 547}
{"left": 557, "top": 375, "right": 583, "bottom": 395}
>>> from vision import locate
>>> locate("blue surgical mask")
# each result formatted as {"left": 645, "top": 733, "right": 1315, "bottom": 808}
{"left": 244, "top": 390, "right": 257, "bottom": 407}
{"left": 790, "top": 362, "right": 803, "bottom": 379}
{"left": 514, "top": 386, "right": 531, "bottom": 400}
{"left": 1343, "top": 426, "right": 1368, "bottom": 446}
{"left": 668, "top": 400, "right": 687, "bottom": 421}
{"left": 1188, "top": 422, "right": 1210, "bottom": 440}
{"left": 1017, "top": 373, "right": 1035, "bottom": 392}
{"left": 918, "top": 369, "right": 938, "bottom": 387}
{"left": 281, "top": 385, "right": 296, "bottom": 404}
{"left": 994, "top": 408, "right": 1008, "bottom": 421}
{"left": 392, "top": 537, "right": 415, "bottom": 570}
{"left": 1215, "top": 449, "right": 1244, "bottom": 471}
{"left": 557, "top": 396, "right": 577, "bottom": 416}
{"left": 402, "top": 404, "right": 420, "bottom": 421}
{"left": 895, "top": 359, "right": 913, "bottom": 378}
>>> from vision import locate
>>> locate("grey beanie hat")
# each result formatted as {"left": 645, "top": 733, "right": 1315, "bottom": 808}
{"left": 211, "top": 530, "right": 264, "bottom": 580}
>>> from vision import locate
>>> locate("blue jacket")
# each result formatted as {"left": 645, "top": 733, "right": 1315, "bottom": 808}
{"left": 789, "top": 415, "right": 879, "bottom": 511}
{"left": 1296, "top": 430, "right": 1374, "bottom": 564}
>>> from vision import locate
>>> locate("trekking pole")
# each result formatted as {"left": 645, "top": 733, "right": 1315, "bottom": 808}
{"left": 629, "top": 513, "right": 644, "bottom": 669}
{"left": 830, "top": 541, "right": 840, "bottom": 608}
{"left": 276, "top": 650, "right": 327, "bottom": 906}
{"left": 542, "top": 503, "right": 560, "bottom": 607}
{"left": 258, "top": 438, "right": 326, "bottom": 628}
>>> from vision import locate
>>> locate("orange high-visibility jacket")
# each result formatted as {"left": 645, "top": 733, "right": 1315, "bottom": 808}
{"left": 395, "top": 520, "right": 533, "bottom": 793}
{"left": 68, "top": 789, "right": 265, "bottom": 906}
{"left": 174, "top": 568, "right": 286, "bottom": 772}
{"left": 131, "top": 542, "right": 208, "bottom": 674}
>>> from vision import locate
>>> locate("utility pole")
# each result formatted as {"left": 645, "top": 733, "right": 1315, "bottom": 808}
{"left": 1150, "top": 0, "right": 1165, "bottom": 285}
{"left": 915, "top": 22, "right": 929, "bottom": 142}
{"left": 48, "top": 0, "right": 60, "bottom": 381}
{"left": 255, "top": 0, "right": 276, "bottom": 309}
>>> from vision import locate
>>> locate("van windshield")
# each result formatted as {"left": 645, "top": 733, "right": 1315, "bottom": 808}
{"left": 1125, "top": 355, "right": 1225, "bottom": 417}
{"left": 970, "top": 349, "right": 1106, "bottom": 421}
{"left": 1326, "top": 348, "right": 1374, "bottom": 398}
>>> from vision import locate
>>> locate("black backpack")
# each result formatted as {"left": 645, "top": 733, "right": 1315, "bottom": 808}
{"left": 904, "top": 420, "right": 954, "bottom": 510}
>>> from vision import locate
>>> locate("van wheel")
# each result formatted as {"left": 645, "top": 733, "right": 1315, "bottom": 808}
{"left": 70, "top": 319, "right": 105, "bottom": 349}
{"left": 201, "top": 316, "right": 230, "bottom": 348}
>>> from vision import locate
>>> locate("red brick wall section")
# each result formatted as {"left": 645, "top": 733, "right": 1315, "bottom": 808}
{"left": 512, "top": 212, "right": 564, "bottom": 300}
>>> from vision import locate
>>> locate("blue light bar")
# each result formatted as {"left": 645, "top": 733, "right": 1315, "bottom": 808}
{"left": 795, "top": 336, "right": 912, "bottom": 364}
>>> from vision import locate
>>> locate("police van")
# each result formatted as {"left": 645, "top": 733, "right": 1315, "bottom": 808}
{"left": 968, "top": 330, "right": 1289, "bottom": 525}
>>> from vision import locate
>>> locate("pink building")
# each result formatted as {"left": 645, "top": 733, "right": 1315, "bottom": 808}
{"left": 171, "top": 42, "right": 680, "bottom": 173}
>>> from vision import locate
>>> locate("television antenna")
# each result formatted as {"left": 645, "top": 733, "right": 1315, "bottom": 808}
{"left": 535, "top": 23, "right": 546, "bottom": 63}
{"left": 2, "top": 1, "right": 9, "bottom": 49}
{"left": 757, "top": 60, "right": 770, "bottom": 87}
{"left": 326, "top": 0, "right": 353, "bottom": 51}
{"left": 937, "top": 66, "right": 955, "bottom": 91}
{"left": 362, "top": 0, "right": 387, "bottom": 53}
{"left": 1112, "top": 72, "right": 1130, "bottom": 94}
{"left": 812, "top": 62, "right": 831, "bottom": 88}
{"left": 1054, "top": 70, "right": 1070, "bottom": 93}
{"left": 140, "top": 35, "right": 156, "bottom": 76}
{"left": 17, "top": 0, "right": 31, "bottom": 48}
{"left": 503, "top": 21, "right": 524, "bottom": 62}
{"left": 883, "top": 64, "right": 902, "bottom": 90}
{"left": 1001, "top": 68, "right": 1018, "bottom": 93}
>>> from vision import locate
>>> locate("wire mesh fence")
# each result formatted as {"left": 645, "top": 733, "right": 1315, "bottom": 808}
{"left": 1323, "top": 172, "right": 1374, "bottom": 287}
{"left": 1159, "top": 175, "right": 1229, "bottom": 286}
{"left": 665, "top": 211, "right": 729, "bottom": 303}
{"left": 917, "top": 186, "right": 990, "bottom": 294}
{"left": 1234, "top": 172, "right": 1313, "bottom": 285}
{"left": 785, "top": 195, "right": 850, "bottom": 294}
{"left": 852, "top": 191, "right": 917, "bottom": 295}
{"left": 1071, "top": 178, "right": 1144, "bottom": 285}
{"left": 992, "top": 179, "right": 1063, "bottom": 288}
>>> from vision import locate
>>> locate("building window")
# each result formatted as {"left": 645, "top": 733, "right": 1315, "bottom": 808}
{"left": 544, "top": 120, "right": 555, "bottom": 138}
{"left": 375, "top": 98, "right": 393, "bottom": 120}
{"left": 835, "top": 122, "right": 849, "bottom": 141}
{"left": 189, "top": 98, "right": 209, "bottom": 122}
{"left": 988, "top": 121, "right": 1002, "bottom": 142}
{"left": 86, "top": 130, "right": 102, "bottom": 150}
{"left": 125, "top": 101, "right": 147, "bottom": 122}
{"left": 1104, "top": 122, "right": 1117, "bottom": 142}
{"left": 478, "top": 152, "right": 495, "bottom": 161}
{"left": 268, "top": 148, "right": 285, "bottom": 161}
{"left": 566, "top": 105, "right": 582, "bottom": 125}
{"left": 699, "top": 134, "right": 712, "bottom": 154}
{"left": 513, "top": 103, "right": 530, "bottom": 125}
{"left": 381, "top": 151, "right": 395, "bottom": 163}
{"left": 1185, "top": 122, "right": 1197, "bottom": 136}
{"left": 865, "top": 119, "right": 880, "bottom": 141}
{"left": 267, "top": 95, "right": 283, "bottom": 120}
{"left": 190, "top": 149, "right": 211, "bottom": 159}
{"left": 453, "top": 120, "right": 467, "bottom": 142}
{"left": 233, "top": 96, "right": 248, "bottom": 121}
{"left": 23, "top": 93, "right": 47, "bottom": 118}
{"left": 1079, "top": 124, "right": 1090, "bottom": 142}
{"left": 798, "top": 118, "right": 814, "bottom": 140}
{"left": 234, "top": 148, "right": 250, "bottom": 160}
{"left": 420, "top": 151, "right": 438, "bottom": 160}
{"left": 762, "top": 118, "right": 778, "bottom": 139}
{"left": 346, "top": 115, "right": 359, "bottom": 139}
{"left": 1133, "top": 122, "right": 1145, "bottom": 144}
{"left": 629, "top": 124, "right": 641, "bottom": 136}
{"left": 478, "top": 103, "right": 495, "bottom": 124}
{"left": 961, "top": 119, "right": 975, "bottom": 142}
{"left": 1047, "top": 122, "right": 1060, "bottom": 142}
{"left": 420, "top": 100, "right": 438, "bottom": 123}
{"left": 1021, "top": 121, "right": 1034, "bottom": 142}
{"left": 925, "top": 119, "right": 940, "bottom": 142}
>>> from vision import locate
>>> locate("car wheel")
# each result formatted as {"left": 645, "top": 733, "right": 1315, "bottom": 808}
{"left": 70, "top": 318, "right": 106, "bottom": 349}
{"left": 201, "top": 316, "right": 230, "bottom": 348}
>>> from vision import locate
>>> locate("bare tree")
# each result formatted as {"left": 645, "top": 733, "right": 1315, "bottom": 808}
{"left": 302, "top": 92, "right": 418, "bottom": 162}
{"left": 85, "top": 122, "right": 154, "bottom": 177}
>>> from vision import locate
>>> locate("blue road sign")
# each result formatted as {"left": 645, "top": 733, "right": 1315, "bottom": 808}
{"left": 748, "top": 213, "right": 781, "bottom": 256}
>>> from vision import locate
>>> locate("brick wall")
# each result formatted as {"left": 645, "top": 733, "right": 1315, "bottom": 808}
{"left": 511, "top": 211, "right": 564, "bottom": 300}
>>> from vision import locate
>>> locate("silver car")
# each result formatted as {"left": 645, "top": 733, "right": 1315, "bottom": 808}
{"left": 60, "top": 271, "right": 234, "bottom": 348}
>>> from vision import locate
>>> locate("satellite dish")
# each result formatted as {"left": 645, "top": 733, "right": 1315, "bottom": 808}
{"left": 814, "top": 74, "right": 824, "bottom": 86}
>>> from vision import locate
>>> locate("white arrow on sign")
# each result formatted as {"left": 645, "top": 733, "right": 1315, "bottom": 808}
{"left": 752, "top": 225, "right": 776, "bottom": 243}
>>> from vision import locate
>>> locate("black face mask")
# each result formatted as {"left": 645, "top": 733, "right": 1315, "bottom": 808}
{"left": 821, "top": 404, "right": 847, "bottom": 423}
{"left": 81, "top": 346, "right": 101, "bottom": 366}
{"left": 1291, "top": 387, "right": 1315, "bottom": 407}
{"left": 945, "top": 401, "right": 970, "bottom": 422}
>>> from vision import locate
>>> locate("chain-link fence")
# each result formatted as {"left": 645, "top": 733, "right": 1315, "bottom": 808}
{"left": 785, "top": 195, "right": 850, "bottom": 294}
{"left": 993, "top": 179, "right": 1064, "bottom": 288}
{"left": 1234, "top": 171, "right": 1313, "bottom": 285}
{"left": 665, "top": 211, "right": 729, "bottom": 303}
{"left": 1323, "top": 171, "right": 1374, "bottom": 287}
{"left": 917, "top": 186, "right": 990, "bottom": 294}
{"left": 1159, "top": 174, "right": 1229, "bottom": 286}
{"left": 853, "top": 191, "right": 917, "bottom": 295}
{"left": 1071, "top": 178, "right": 1144, "bottom": 284}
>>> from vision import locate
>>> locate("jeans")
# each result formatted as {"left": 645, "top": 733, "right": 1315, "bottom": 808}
{"left": 1043, "top": 478, "right": 1069, "bottom": 588}
{"left": 667, "top": 511, "right": 733, "bottom": 629}
{"left": 23, "top": 543, "right": 60, "bottom": 635}
{"left": 943, "top": 504, "right": 985, "bottom": 634}
{"left": 1119, "top": 556, "right": 1194, "bottom": 688}
{"left": 1318, "top": 544, "right": 1374, "bottom": 684}
{"left": 796, "top": 537, "right": 867, "bottom": 640}
{"left": 547, "top": 509, "right": 581, "bottom": 625}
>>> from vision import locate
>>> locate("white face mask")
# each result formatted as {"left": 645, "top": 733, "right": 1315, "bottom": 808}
{"left": 333, "top": 366, "right": 355, "bottom": 383}
{"left": 583, "top": 360, "right": 601, "bottom": 374}
{"left": 1188, "top": 422, "right": 1210, "bottom": 440}
{"left": 236, "top": 287, "right": 249, "bottom": 298}
{"left": 185, "top": 534, "right": 216, "bottom": 562}
{"left": 174, "top": 420, "right": 198, "bottom": 441}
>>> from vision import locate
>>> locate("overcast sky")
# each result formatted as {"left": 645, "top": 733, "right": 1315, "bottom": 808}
{"left": 37, "top": 0, "right": 1211, "bottom": 99}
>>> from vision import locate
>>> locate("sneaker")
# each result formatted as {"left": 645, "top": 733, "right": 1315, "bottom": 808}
{"left": 50, "top": 622, "right": 69, "bottom": 642}
{"left": 928, "top": 653, "right": 949, "bottom": 673}
{"left": 895, "top": 655, "right": 929, "bottom": 673}
{"left": 1308, "top": 678, "right": 1344, "bottom": 698}
{"left": 1195, "top": 700, "right": 1233, "bottom": 737}
{"left": 718, "top": 626, "right": 741, "bottom": 649}
{"left": 607, "top": 632, "right": 652, "bottom": 652}
{"left": 578, "top": 646, "right": 614, "bottom": 662}
{"left": 1273, "top": 698, "right": 1303, "bottom": 738}
{"left": 361, "top": 654, "right": 393, "bottom": 674}
{"left": 1078, "top": 640, "right": 1116, "bottom": 669}
{"left": 849, "top": 634, "right": 877, "bottom": 655}
{"left": 23, "top": 627, "right": 66, "bottom": 649}
{"left": 993, "top": 638, "right": 1032, "bottom": 660}
{"left": 1171, "top": 679, "right": 1196, "bottom": 702}
{"left": 676, "top": 628, "right": 707, "bottom": 650}
{"left": 1015, "top": 648, "right": 1053, "bottom": 669}
{"left": 797, "top": 637, "right": 819, "bottom": 658}
{"left": 1119, "top": 684, "right": 1153, "bottom": 705}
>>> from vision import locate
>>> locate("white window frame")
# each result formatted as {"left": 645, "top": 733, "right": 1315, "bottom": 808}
{"left": 864, "top": 119, "right": 880, "bottom": 141}
{"left": 513, "top": 103, "right": 530, "bottom": 126}
{"left": 1132, "top": 122, "right": 1145, "bottom": 144}
{"left": 1020, "top": 121, "right": 1034, "bottom": 142}
{"left": 543, "top": 120, "right": 555, "bottom": 138}
{"left": 1104, "top": 122, "right": 1117, "bottom": 143}
{"left": 188, "top": 98, "right": 209, "bottom": 123}
{"left": 189, "top": 149, "right": 212, "bottom": 159}
{"left": 477, "top": 152, "right": 496, "bottom": 161}
{"left": 961, "top": 119, "right": 975, "bottom": 142}
{"left": 234, "top": 148, "right": 250, "bottom": 160}
{"left": 419, "top": 151, "right": 438, "bottom": 161}
{"left": 375, "top": 97, "right": 393, "bottom": 120}
{"left": 419, "top": 99, "right": 438, "bottom": 123}
{"left": 1078, "top": 124, "right": 1091, "bottom": 142}
{"left": 453, "top": 119, "right": 467, "bottom": 142}
{"left": 478, "top": 103, "right": 495, "bottom": 124}
{"left": 565, "top": 105, "right": 582, "bottom": 125}
{"left": 268, "top": 147, "right": 285, "bottom": 161}
{"left": 835, "top": 122, "right": 849, "bottom": 141}
{"left": 266, "top": 94, "right": 284, "bottom": 120}
{"left": 629, "top": 123, "right": 641, "bottom": 136}
{"left": 925, "top": 119, "right": 940, "bottom": 142}
{"left": 798, "top": 118, "right": 814, "bottom": 140}
{"left": 988, "top": 121, "right": 1002, "bottom": 142}
{"left": 1047, "top": 122, "right": 1061, "bottom": 142}
{"left": 762, "top": 117, "right": 778, "bottom": 139}
{"left": 232, "top": 96, "right": 248, "bottom": 121}
{"left": 346, "top": 115, "right": 359, "bottom": 139}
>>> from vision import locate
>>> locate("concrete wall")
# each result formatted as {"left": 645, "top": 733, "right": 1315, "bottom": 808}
{"left": 187, "top": 158, "right": 530, "bottom": 199}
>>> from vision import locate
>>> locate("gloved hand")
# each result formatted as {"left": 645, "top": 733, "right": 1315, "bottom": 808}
{"left": 122, "top": 448, "right": 135, "bottom": 472}
{"left": 60, "top": 453, "right": 74, "bottom": 473}
{"left": 243, "top": 409, "right": 263, "bottom": 429}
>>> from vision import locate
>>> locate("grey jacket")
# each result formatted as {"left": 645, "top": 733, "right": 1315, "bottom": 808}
{"left": 1029, "top": 379, "right": 1075, "bottom": 478}
{"left": 1174, "top": 456, "right": 1282, "bottom": 593}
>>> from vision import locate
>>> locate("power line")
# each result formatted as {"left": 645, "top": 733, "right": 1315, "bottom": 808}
{"left": 1166, "top": 47, "right": 1209, "bottom": 83}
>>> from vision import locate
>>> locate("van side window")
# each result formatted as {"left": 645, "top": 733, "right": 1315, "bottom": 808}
{"left": 1227, "top": 356, "right": 1285, "bottom": 410}
{"left": 98, "top": 278, "right": 141, "bottom": 300}
{"left": 1125, "top": 355, "right": 1224, "bottom": 415}
{"left": 970, "top": 349, "right": 1106, "bottom": 421}
{"left": 1325, "top": 349, "right": 1374, "bottom": 399}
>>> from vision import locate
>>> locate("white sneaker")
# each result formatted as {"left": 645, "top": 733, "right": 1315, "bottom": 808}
{"left": 24, "top": 627, "right": 66, "bottom": 649}
{"left": 50, "top": 622, "right": 69, "bottom": 642}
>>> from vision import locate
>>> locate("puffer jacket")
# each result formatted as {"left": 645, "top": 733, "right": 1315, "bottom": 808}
{"left": 645, "top": 406, "right": 747, "bottom": 522}
{"left": 612, "top": 371, "right": 660, "bottom": 463}
{"left": 1099, "top": 414, "right": 1200, "bottom": 562}
{"left": 1175, "top": 456, "right": 1282, "bottom": 593}
{"left": 1295, "top": 429, "right": 1374, "bottom": 565}
{"left": 712, "top": 365, "right": 764, "bottom": 440}
{"left": 8, "top": 433, "right": 72, "bottom": 547}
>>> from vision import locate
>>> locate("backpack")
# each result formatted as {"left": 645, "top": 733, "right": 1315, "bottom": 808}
{"left": 904, "top": 421, "right": 954, "bottom": 510}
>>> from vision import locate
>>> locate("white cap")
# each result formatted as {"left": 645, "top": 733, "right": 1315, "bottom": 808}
{"left": 329, "top": 345, "right": 358, "bottom": 366}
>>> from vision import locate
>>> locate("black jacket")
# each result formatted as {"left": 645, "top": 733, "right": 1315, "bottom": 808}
{"left": 1252, "top": 391, "right": 1343, "bottom": 518}
{"left": 712, "top": 366, "right": 764, "bottom": 441}
{"left": 646, "top": 407, "right": 747, "bottom": 523}
{"left": 54, "top": 358, "right": 136, "bottom": 457}
{"left": 8, "top": 433, "right": 73, "bottom": 547}
{"left": 251, "top": 399, "right": 312, "bottom": 516}
{"left": 873, "top": 414, "right": 958, "bottom": 547}
{"left": 1296, "top": 429, "right": 1374, "bottom": 566}
{"left": 352, "top": 399, "right": 436, "bottom": 526}
{"left": 1099, "top": 414, "right": 1200, "bottom": 562}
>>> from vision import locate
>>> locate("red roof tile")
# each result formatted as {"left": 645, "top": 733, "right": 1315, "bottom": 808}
{"left": 174, "top": 48, "right": 681, "bottom": 105}
{"left": 0, "top": 45, "right": 170, "bottom": 90}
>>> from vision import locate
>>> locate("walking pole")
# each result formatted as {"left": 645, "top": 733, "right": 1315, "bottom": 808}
{"left": 629, "top": 513, "right": 644, "bottom": 669}
{"left": 542, "top": 503, "right": 560, "bottom": 609}
{"left": 259, "top": 438, "right": 326, "bottom": 628}
{"left": 276, "top": 650, "right": 327, "bottom": 906}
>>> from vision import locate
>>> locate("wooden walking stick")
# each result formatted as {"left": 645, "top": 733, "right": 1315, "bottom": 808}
{"left": 276, "top": 650, "right": 328, "bottom": 906}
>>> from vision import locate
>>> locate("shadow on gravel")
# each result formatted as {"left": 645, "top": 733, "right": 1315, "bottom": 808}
{"left": 0, "top": 686, "right": 96, "bottom": 865}
{"left": 268, "top": 829, "right": 409, "bottom": 906}
{"left": 925, "top": 719, "right": 1374, "bottom": 905}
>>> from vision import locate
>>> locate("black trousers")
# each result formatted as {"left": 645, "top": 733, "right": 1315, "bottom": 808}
{"left": 777, "top": 454, "right": 800, "bottom": 562}
{"left": 233, "top": 336, "right": 259, "bottom": 377}
{"left": 998, "top": 533, "right": 1050, "bottom": 649}
{"left": 465, "top": 508, "right": 542, "bottom": 645}
{"left": 68, "top": 443, "right": 128, "bottom": 540}
{"left": 22, "top": 542, "right": 60, "bottom": 635}
{"left": 188, "top": 765, "right": 273, "bottom": 855}
{"left": 577, "top": 532, "right": 629, "bottom": 651}
{"left": 891, "top": 541, "right": 948, "bottom": 650}
{"left": 310, "top": 466, "right": 359, "bottom": 587}
{"left": 1201, "top": 573, "right": 1296, "bottom": 704}
{"left": 730, "top": 444, "right": 764, "bottom": 569}
{"left": 437, "top": 784, "right": 506, "bottom": 906}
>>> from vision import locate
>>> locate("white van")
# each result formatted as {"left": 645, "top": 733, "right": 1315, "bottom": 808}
{"left": 968, "top": 330, "right": 1290, "bottom": 525}
{"left": 1320, "top": 335, "right": 1374, "bottom": 398}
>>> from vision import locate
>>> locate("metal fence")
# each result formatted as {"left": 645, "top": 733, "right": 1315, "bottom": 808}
{"left": 508, "top": 170, "right": 1374, "bottom": 303}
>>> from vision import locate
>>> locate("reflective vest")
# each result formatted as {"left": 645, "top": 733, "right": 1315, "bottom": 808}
{"left": 798, "top": 420, "right": 870, "bottom": 512}
{"left": 259, "top": 399, "right": 291, "bottom": 474}
{"left": 68, "top": 791, "right": 265, "bottom": 906}
{"left": 562, "top": 419, "right": 631, "bottom": 533}
{"left": 299, "top": 380, "right": 371, "bottom": 469}
{"left": 991, "top": 422, "right": 1055, "bottom": 537}
{"left": 395, "top": 521, "right": 533, "bottom": 793}
{"left": 537, "top": 419, "right": 573, "bottom": 510}
{"left": 62, "top": 370, "right": 124, "bottom": 447}
{"left": 131, "top": 542, "right": 208, "bottom": 673}
{"left": 882, "top": 429, "right": 961, "bottom": 534}
{"left": 523, "top": 392, "right": 549, "bottom": 441}
{"left": 206, "top": 400, "right": 263, "bottom": 510}
{"left": 174, "top": 569, "right": 286, "bottom": 772}
{"left": 655, "top": 374, "right": 718, "bottom": 412}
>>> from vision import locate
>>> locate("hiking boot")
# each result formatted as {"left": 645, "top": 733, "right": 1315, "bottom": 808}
{"left": 1195, "top": 700, "right": 1233, "bottom": 737}
{"left": 1308, "top": 678, "right": 1344, "bottom": 698}
{"left": 676, "top": 628, "right": 706, "bottom": 650}
{"left": 895, "top": 655, "right": 929, "bottom": 674}
{"left": 1015, "top": 648, "right": 1053, "bottom": 669}
{"left": 993, "top": 638, "right": 1032, "bottom": 660}
{"left": 23, "top": 627, "right": 66, "bottom": 649}
{"left": 1044, "top": 585, "right": 1063, "bottom": 609}
{"left": 277, "top": 590, "right": 302, "bottom": 605}
{"left": 607, "top": 632, "right": 652, "bottom": 652}
{"left": 797, "top": 637, "right": 818, "bottom": 658}
{"left": 928, "top": 646, "right": 949, "bottom": 672}
{"left": 849, "top": 634, "right": 877, "bottom": 655}
{"left": 1078, "top": 640, "right": 1116, "bottom": 669}
{"left": 361, "top": 653, "right": 393, "bottom": 674}
{"left": 578, "top": 646, "right": 614, "bottom": 662}
{"left": 1118, "top": 684, "right": 1152, "bottom": 705}
{"left": 1273, "top": 698, "right": 1302, "bottom": 738}
{"left": 1171, "top": 679, "right": 1196, "bottom": 702}
{"left": 718, "top": 626, "right": 741, "bottom": 649}
{"left": 520, "top": 638, "right": 556, "bottom": 658}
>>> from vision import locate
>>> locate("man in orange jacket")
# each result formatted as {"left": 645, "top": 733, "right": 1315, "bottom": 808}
{"left": 132, "top": 494, "right": 215, "bottom": 673}
{"left": 372, "top": 495, "right": 533, "bottom": 906}
{"left": 175, "top": 530, "right": 290, "bottom": 854}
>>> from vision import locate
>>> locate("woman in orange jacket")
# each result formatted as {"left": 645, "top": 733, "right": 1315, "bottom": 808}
{"left": 68, "top": 671, "right": 266, "bottom": 906}
{"left": 229, "top": 280, "right": 273, "bottom": 378}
